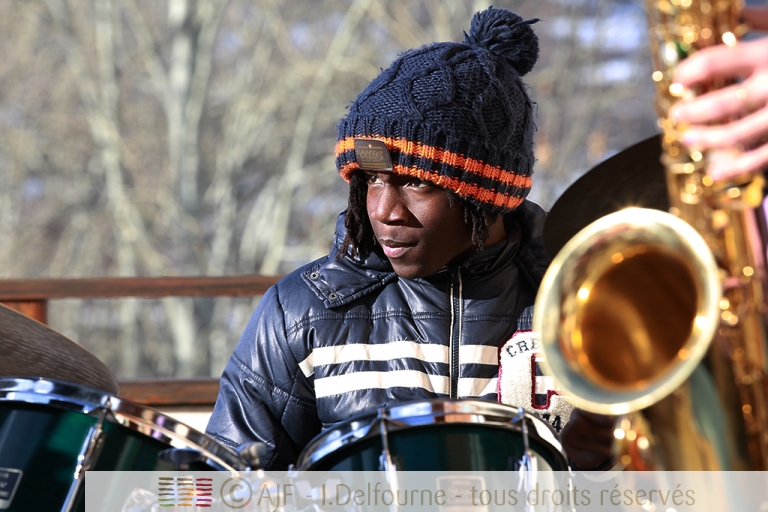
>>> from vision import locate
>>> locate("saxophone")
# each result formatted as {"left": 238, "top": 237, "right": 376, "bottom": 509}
{"left": 646, "top": 0, "right": 768, "bottom": 470}
{"left": 534, "top": 0, "right": 768, "bottom": 470}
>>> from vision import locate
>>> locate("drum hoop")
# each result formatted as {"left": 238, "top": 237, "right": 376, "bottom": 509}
{"left": 108, "top": 395, "right": 245, "bottom": 471}
{"left": 0, "top": 377, "right": 245, "bottom": 472}
{"left": 297, "top": 399, "right": 565, "bottom": 470}
{"left": 0, "top": 376, "right": 109, "bottom": 412}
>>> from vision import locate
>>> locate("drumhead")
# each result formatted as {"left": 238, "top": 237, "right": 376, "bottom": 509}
{"left": 296, "top": 399, "right": 567, "bottom": 471}
{"left": 0, "top": 377, "right": 244, "bottom": 472}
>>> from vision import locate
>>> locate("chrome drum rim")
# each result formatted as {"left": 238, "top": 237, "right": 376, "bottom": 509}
{"left": 296, "top": 398, "right": 566, "bottom": 470}
{"left": 0, "top": 377, "right": 245, "bottom": 472}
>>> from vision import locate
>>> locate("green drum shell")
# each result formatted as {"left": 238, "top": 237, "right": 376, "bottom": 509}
{"left": 296, "top": 400, "right": 568, "bottom": 472}
{"left": 306, "top": 423, "right": 565, "bottom": 471}
{"left": 0, "top": 377, "right": 243, "bottom": 512}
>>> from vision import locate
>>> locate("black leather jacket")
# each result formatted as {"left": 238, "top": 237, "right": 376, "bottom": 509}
{"left": 206, "top": 201, "right": 550, "bottom": 470}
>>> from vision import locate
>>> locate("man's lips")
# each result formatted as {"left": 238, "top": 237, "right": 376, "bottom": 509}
{"left": 377, "top": 238, "right": 416, "bottom": 259}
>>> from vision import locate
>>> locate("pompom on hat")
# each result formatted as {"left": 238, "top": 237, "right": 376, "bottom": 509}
{"left": 336, "top": 6, "right": 539, "bottom": 213}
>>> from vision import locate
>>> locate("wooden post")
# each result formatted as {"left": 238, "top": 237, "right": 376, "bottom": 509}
{"left": 1, "top": 300, "right": 48, "bottom": 324}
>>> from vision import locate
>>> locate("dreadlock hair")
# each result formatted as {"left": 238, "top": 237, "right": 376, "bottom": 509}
{"left": 447, "top": 190, "right": 501, "bottom": 249}
{"left": 339, "top": 171, "right": 375, "bottom": 257}
{"left": 338, "top": 170, "right": 502, "bottom": 260}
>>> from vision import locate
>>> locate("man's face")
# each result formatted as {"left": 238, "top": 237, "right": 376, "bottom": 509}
{"left": 365, "top": 171, "right": 476, "bottom": 279}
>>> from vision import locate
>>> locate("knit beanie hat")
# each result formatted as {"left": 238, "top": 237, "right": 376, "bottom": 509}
{"left": 336, "top": 7, "right": 539, "bottom": 214}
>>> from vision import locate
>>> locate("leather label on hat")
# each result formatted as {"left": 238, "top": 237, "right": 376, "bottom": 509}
{"left": 354, "top": 138, "right": 393, "bottom": 170}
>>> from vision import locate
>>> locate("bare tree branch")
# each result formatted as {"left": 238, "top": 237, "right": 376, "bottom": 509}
{"left": 259, "top": 0, "right": 375, "bottom": 275}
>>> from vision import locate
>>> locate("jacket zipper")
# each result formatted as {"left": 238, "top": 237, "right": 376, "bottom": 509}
{"left": 448, "top": 268, "right": 462, "bottom": 399}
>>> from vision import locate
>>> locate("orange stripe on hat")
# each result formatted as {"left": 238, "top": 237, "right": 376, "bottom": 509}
{"left": 337, "top": 161, "right": 525, "bottom": 210}
{"left": 335, "top": 136, "right": 532, "bottom": 190}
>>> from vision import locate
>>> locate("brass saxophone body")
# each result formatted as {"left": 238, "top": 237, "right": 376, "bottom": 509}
{"left": 534, "top": 0, "right": 768, "bottom": 470}
{"left": 648, "top": 0, "right": 768, "bottom": 470}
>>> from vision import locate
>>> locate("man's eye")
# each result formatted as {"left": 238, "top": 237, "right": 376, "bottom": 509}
{"left": 409, "top": 178, "right": 431, "bottom": 188}
{"left": 365, "top": 173, "right": 381, "bottom": 184}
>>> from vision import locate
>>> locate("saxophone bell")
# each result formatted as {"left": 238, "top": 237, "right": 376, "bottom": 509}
{"left": 535, "top": 208, "right": 721, "bottom": 417}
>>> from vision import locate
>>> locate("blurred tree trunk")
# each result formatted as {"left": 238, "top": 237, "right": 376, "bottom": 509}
{"left": 1, "top": 0, "right": 660, "bottom": 378}
{"left": 258, "top": 0, "right": 373, "bottom": 275}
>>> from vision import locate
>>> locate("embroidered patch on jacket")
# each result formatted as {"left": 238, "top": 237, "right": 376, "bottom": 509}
{"left": 498, "top": 330, "right": 573, "bottom": 432}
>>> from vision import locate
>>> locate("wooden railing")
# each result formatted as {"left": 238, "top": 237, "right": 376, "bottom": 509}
{"left": 0, "top": 275, "right": 281, "bottom": 406}
{"left": 119, "top": 378, "right": 223, "bottom": 406}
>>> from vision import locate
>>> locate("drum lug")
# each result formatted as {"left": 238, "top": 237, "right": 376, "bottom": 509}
{"left": 61, "top": 405, "right": 109, "bottom": 512}
{"left": 377, "top": 408, "right": 397, "bottom": 472}
{"left": 510, "top": 406, "right": 540, "bottom": 511}
{"left": 375, "top": 407, "right": 404, "bottom": 505}
{"left": 511, "top": 406, "right": 534, "bottom": 472}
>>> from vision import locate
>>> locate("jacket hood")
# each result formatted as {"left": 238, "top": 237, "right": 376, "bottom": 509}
{"left": 303, "top": 200, "right": 550, "bottom": 309}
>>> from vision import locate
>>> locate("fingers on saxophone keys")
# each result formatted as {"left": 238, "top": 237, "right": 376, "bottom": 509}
{"left": 670, "top": 79, "right": 767, "bottom": 126}
{"left": 684, "top": 105, "right": 768, "bottom": 149}
{"left": 673, "top": 38, "right": 768, "bottom": 87}
{"left": 674, "top": 46, "right": 734, "bottom": 85}
{"left": 708, "top": 143, "right": 768, "bottom": 181}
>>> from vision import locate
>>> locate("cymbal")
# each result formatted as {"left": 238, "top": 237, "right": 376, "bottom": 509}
{"left": 0, "top": 303, "right": 119, "bottom": 395}
{"left": 543, "top": 134, "right": 669, "bottom": 259}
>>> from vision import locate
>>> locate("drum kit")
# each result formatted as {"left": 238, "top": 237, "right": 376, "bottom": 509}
{"left": 0, "top": 139, "right": 669, "bottom": 511}
{"left": 0, "top": 308, "right": 574, "bottom": 511}
{"left": 0, "top": 304, "right": 248, "bottom": 510}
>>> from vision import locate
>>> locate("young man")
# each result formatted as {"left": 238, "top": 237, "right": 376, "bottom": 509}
{"left": 206, "top": 6, "right": 613, "bottom": 471}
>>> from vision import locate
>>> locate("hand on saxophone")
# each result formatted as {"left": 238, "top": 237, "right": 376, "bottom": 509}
{"left": 560, "top": 408, "right": 616, "bottom": 470}
{"left": 669, "top": 7, "right": 768, "bottom": 181}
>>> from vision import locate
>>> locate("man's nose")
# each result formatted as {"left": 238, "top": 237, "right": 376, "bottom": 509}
{"left": 370, "top": 185, "right": 409, "bottom": 224}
